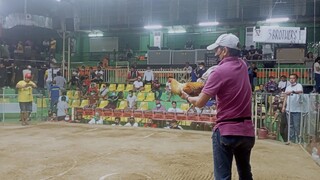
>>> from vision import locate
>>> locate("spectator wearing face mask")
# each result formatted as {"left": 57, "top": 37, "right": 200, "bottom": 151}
{"left": 195, "top": 62, "right": 207, "bottom": 80}
{"left": 126, "top": 90, "right": 137, "bottom": 109}
{"left": 152, "top": 99, "right": 166, "bottom": 112}
{"left": 143, "top": 66, "right": 154, "bottom": 84}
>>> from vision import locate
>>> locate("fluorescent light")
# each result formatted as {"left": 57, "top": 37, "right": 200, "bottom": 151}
{"left": 265, "top": 17, "right": 289, "bottom": 23}
{"left": 88, "top": 32, "right": 103, "bottom": 37}
{"left": 199, "top": 21, "right": 219, "bottom": 26}
{"left": 168, "top": 29, "right": 186, "bottom": 34}
{"left": 144, "top": 25, "right": 162, "bottom": 29}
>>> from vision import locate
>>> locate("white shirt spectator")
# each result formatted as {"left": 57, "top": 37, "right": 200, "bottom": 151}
{"left": 126, "top": 95, "right": 137, "bottom": 108}
{"left": 143, "top": 70, "right": 154, "bottom": 81}
{"left": 314, "top": 62, "right": 320, "bottom": 74}
{"left": 167, "top": 107, "right": 184, "bottom": 113}
{"left": 278, "top": 80, "right": 290, "bottom": 90}
{"left": 99, "top": 87, "right": 109, "bottom": 97}
{"left": 95, "top": 70, "right": 104, "bottom": 79}
{"left": 57, "top": 101, "right": 68, "bottom": 117}
{"left": 133, "top": 80, "right": 144, "bottom": 89}
{"left": 46, "top": 68, "right": 60, "bottom": 82}
{"left": 285, "top": 83, "right": 304, "bottom": 112}
{"left": 124, "top": 122, "right": 138, "bottom": 127}
{"left": 58, "top": 95, "right": 69, "bottom": 103}
{"left": 184, "top": 66, "right": 193, "bottom": 73}
{"left": 88, "top": 117, "right": 103, "bottom": 125}
{"left": 54, "top": 76, "right": 67, "bottom": 89}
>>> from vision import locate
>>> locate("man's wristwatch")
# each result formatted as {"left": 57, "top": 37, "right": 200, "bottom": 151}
{"left": 292, "top": 90, "right": 295, "bottom": 94}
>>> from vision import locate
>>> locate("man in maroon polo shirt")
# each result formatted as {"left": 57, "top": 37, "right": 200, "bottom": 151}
{"left": 181, "top": 33, "right": 255, "bottom": 180}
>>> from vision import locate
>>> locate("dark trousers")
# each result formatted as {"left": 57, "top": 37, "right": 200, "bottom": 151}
{"left": 212, "top": 129, "right": 255, "bottom": 180}
{"left": 280, "top": 112, "right": 288, "bottom": 142}
{"left": 315, "top": 73, "right": 320, "bottom": 93}
{"left": 152, "top": 89, "right": 162, "bottom": 100}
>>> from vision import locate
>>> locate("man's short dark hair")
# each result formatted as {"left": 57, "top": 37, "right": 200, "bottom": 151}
{"left": 57, "top": 71, "right": 61, "bottom": 76}
{"left": 129, "top": 90, "right": 133, "bottom": 93}
{"left": 171, "top": 101, "right": 177, "bottom": 105}
{"left": 61, "top": 96, "right": 66, "bottom": 101}
{"left": 280, "top": 75, "right": 287, "bottom": 78}
{"left": 289, "top": 73, "right": 298, "bottom": 79}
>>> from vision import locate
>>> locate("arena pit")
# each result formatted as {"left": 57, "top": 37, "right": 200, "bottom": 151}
{"left": 0, "top": 122, "right": 319, "bottom": 180}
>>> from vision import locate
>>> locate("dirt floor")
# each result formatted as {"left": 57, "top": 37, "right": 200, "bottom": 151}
{"left": 0, "top": 122, "right": 319, "bottom": 180}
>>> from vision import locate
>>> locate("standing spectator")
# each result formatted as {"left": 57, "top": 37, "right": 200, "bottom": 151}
{"left": 16, "top": 73, "right": 37, "bottom": 125}
{"left": 53, "top": 71, "right": 66, "bottom": 91}
{"left": 151, "top": 78, "right": 162, "bottom": 100}
{"left": 126, "top": 90, "right": 137, "bottom": 109}
{"left": 124, "top": 116, "right": 138, "bottom": 127}
{"left": 13, "top": 63, "right": 23, "bottom": 87}
{"left": 183, "top": 62, "right": 193, "bottom": 80}
{"left": 264, "top": 76, "right": 279, "bottom": 94}
{"left": 182, "top": 34, "right": 255, "bottom": 180}
{"left": 101, "top": 56, "right": 109, "bottom": 68}
{"left": 45, "top": 67, "right": 60, "bottom": 92}
{"left": 0, "top": 62, "right": 7, "bottom": 88}
{"left": 127, "top": 66, "right": 140, "bottom": 83}
{"left": 248, "top": 45, "right": 256, "bottom": 60}
{"left": 143, "top": 66, "right": 154, "bottom": 84}
{"left": 50, "top": 38, "right": 56, "bottom": 57}
{"left": 282, "top": 74, "right": 304, "bottom": 144}
{"left": 22, "top": 65, "right": 32, "bottom": 80}
{"left": 167, "top": 101, "right": 183, "bottom": 113}
{"left": 195, "top": 62, "right": 207, "bottom": 80}
{"left": 133, "top": 76, "right": 144, "bottom": 91}
{"left": 4, "top": 60, "right": 14, "bottom": 87}
{"left": 278, "top": 75, "right": 290, "bottom": 92}
{"left": 49, "top": 80, "right": 60, "bottom": 111}
{"left": 249, "top": 63, "right": 258, "bottom": 91}
{"left": 56, "top": 95, "right": 68, "bottom": 121}
{"left": 241, "top": 45, "right": 248, "bottom": 58}
{"left": 42, "top": 39, "right": 50, "bottom": 54}
{"left": 314, "top": 57, "right": 320, "bottom": 93}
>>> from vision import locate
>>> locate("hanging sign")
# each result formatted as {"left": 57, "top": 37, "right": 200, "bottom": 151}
{"left": 253, "top": 26, "right": 306, "bottom": 44}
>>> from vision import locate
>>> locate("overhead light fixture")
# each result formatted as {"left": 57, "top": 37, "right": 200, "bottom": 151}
{"left": 199, "top": 21, "right": 219, "bottom": 26}
{"left": 168, "top": 29, "right": 187, "bottom": 34}
{"left": 56, "top": 0, "right": 61, "bottom": 2}
{"left": 88, "top": 31, "right": 103, "bottom": 37}
{"left": 265, "top": 17, "right": 289, "bottom": 23}
{"left": 144, "top": 25, "right": 162, "bottom": 29}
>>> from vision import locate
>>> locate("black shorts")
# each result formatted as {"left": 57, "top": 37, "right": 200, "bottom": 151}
{"left": 19, "top": 102, "right": 32, "bottom": 112}
{"left": 57, "top": 116, "right": 66, "bottom": 121}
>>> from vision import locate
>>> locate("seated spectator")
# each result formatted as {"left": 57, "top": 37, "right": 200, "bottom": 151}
{"left": 86, "top": 82, "right": 99, "bottom": 97}
{"left": 127, "top": 66, "right": 140, "bottom": 83}
{"left": 195, "top": 62, "right": 207, "bottom": 80}
{"left": 99, "top": 83, "right": 109, "bottom": 99}
{"left": 278, "top": 75, "right": 290, "bottom": 92}
{"left": 92, "top": 66, "right": 104, "bottom": 84}
{"left": 79, "top": 66, "right": 87, "bottom": 80}
{"left": 152, "top": 99, "right": 166, "bottom": 112}
{"left": 143, "top": 66, "right": 154, "bottom": 84}
{"left": 126, "top": 90, "right": 137, "bottom": 109}
{"left": 68, "top": 71, "right": 80, "bottom": 90}
{"left": 165, "top": 77, "right": 172, "bottom": 101}
{"left": 111, "top": 117, "right": 122, "bottom": 126}
{"left": 164, "top": 120, "right": 183, "bottom": 130}
{"left": 105, "top": 91, "right": 119, "bottom": 109}
{"left": 89, "top": 67, "right": 96, "bottom": 80}
{"left": 264, "top": 76, "right": 279, "bottom": 94}
{"left": 124, "top": 116, "right": 138, "bottom": 127}
{"left": 88, "top": 112, "right": 103, "bottom": 125}
{"left": 151, "top": 78, "right": 162, "bottom": 100}
{"left": 144, "top": 119, "right": 157, "bottom": 128}
{"left": 56, "top": 96, "right": 68, "bottom": 121}
{"left": 85, "top": 90, "right": 99, "bottom": 109}
{"left": 167, "top": 101, "right": 183, "bottom": 113}
{"left": 133, "top": 76, "right": 144, "bottom": 91}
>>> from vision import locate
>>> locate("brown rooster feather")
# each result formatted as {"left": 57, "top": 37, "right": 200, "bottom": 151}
{"left": 169, "top": 78, "right": 204, "bottom": 97}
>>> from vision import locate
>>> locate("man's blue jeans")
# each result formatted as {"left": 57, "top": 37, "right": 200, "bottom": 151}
{"left": 287, "top": 112, "right": 301, "bottom": 143}
{"left": 212, "top": 129, "right": 255, "bottom": 180}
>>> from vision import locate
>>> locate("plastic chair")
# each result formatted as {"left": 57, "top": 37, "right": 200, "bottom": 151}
{"left": 98, "top": 100, "right": 109, "bottom": 108}
{"left": 109, "top": 84, "right": 117, "bottom": 92}
{"left": 138, "top": 101, "right": 149, "bottom": 111}
{"left": 71, "top": 100, "right": 81, "bottom": 108}
{"left": 142, "top": 84, "right": 152, "bottom": 93}
{"left": 137, "top": 92, "right": 145, "bottom": 101}
{"left": 117, "top": 100, "right": 128, "bottom": 110}
{"left": 180, "top": 103, "right": 190, "bottom": 112}
{"left": 79, "top": 99, "right": 89, "bottom": 108}
{"left": 116, "top": 84, "right": 125, "bottom": 92}
{"left": 73, "top": 91, "right": 81, "bottom": 99}
{"left": 125, "top": 84, "right": 133, "bottom": 91}
{"left": 67, "top": 90, "right": 74, "bottom": 99}
{"left": 37, "top": 98, "right": 48, "bottom": 108}
{"left": 145, "top": 92, "right": 155, "bottom": 101}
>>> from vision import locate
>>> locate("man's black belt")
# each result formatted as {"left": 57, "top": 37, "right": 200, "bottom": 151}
{"left": 220, "top": 117, "right": 252, "bottom": 123}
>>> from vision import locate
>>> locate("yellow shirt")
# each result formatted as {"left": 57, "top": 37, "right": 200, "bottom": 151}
{"left": 17, "top": 80, "right": 36, "bottom": 102}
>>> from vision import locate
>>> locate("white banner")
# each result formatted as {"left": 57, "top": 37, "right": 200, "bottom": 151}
{"left": 253, "top": 26, "right": 307, "bottom": 44}
{"left": 153, "top": 31, "right": 162, "bottom": 48}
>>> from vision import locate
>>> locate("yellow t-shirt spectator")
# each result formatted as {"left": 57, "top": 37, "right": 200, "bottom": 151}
{"left": 17, "top": 80, "right": 36, "bottom": 102}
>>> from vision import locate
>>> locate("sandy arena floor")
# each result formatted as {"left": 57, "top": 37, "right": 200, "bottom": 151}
{"left": 0, "top": 122, "right": 319, "bottom": 180}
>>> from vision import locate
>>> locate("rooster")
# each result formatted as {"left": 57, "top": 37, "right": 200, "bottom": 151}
{"left": 169, "top": 78, "right": 204, "bottom": 97}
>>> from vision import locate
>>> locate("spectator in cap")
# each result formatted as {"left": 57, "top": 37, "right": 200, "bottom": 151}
{"left": 181, "top": 33, "right": 255, "bottom": 180}
{"left": 16, "top": 73, "right": 37, "bottom": 125}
